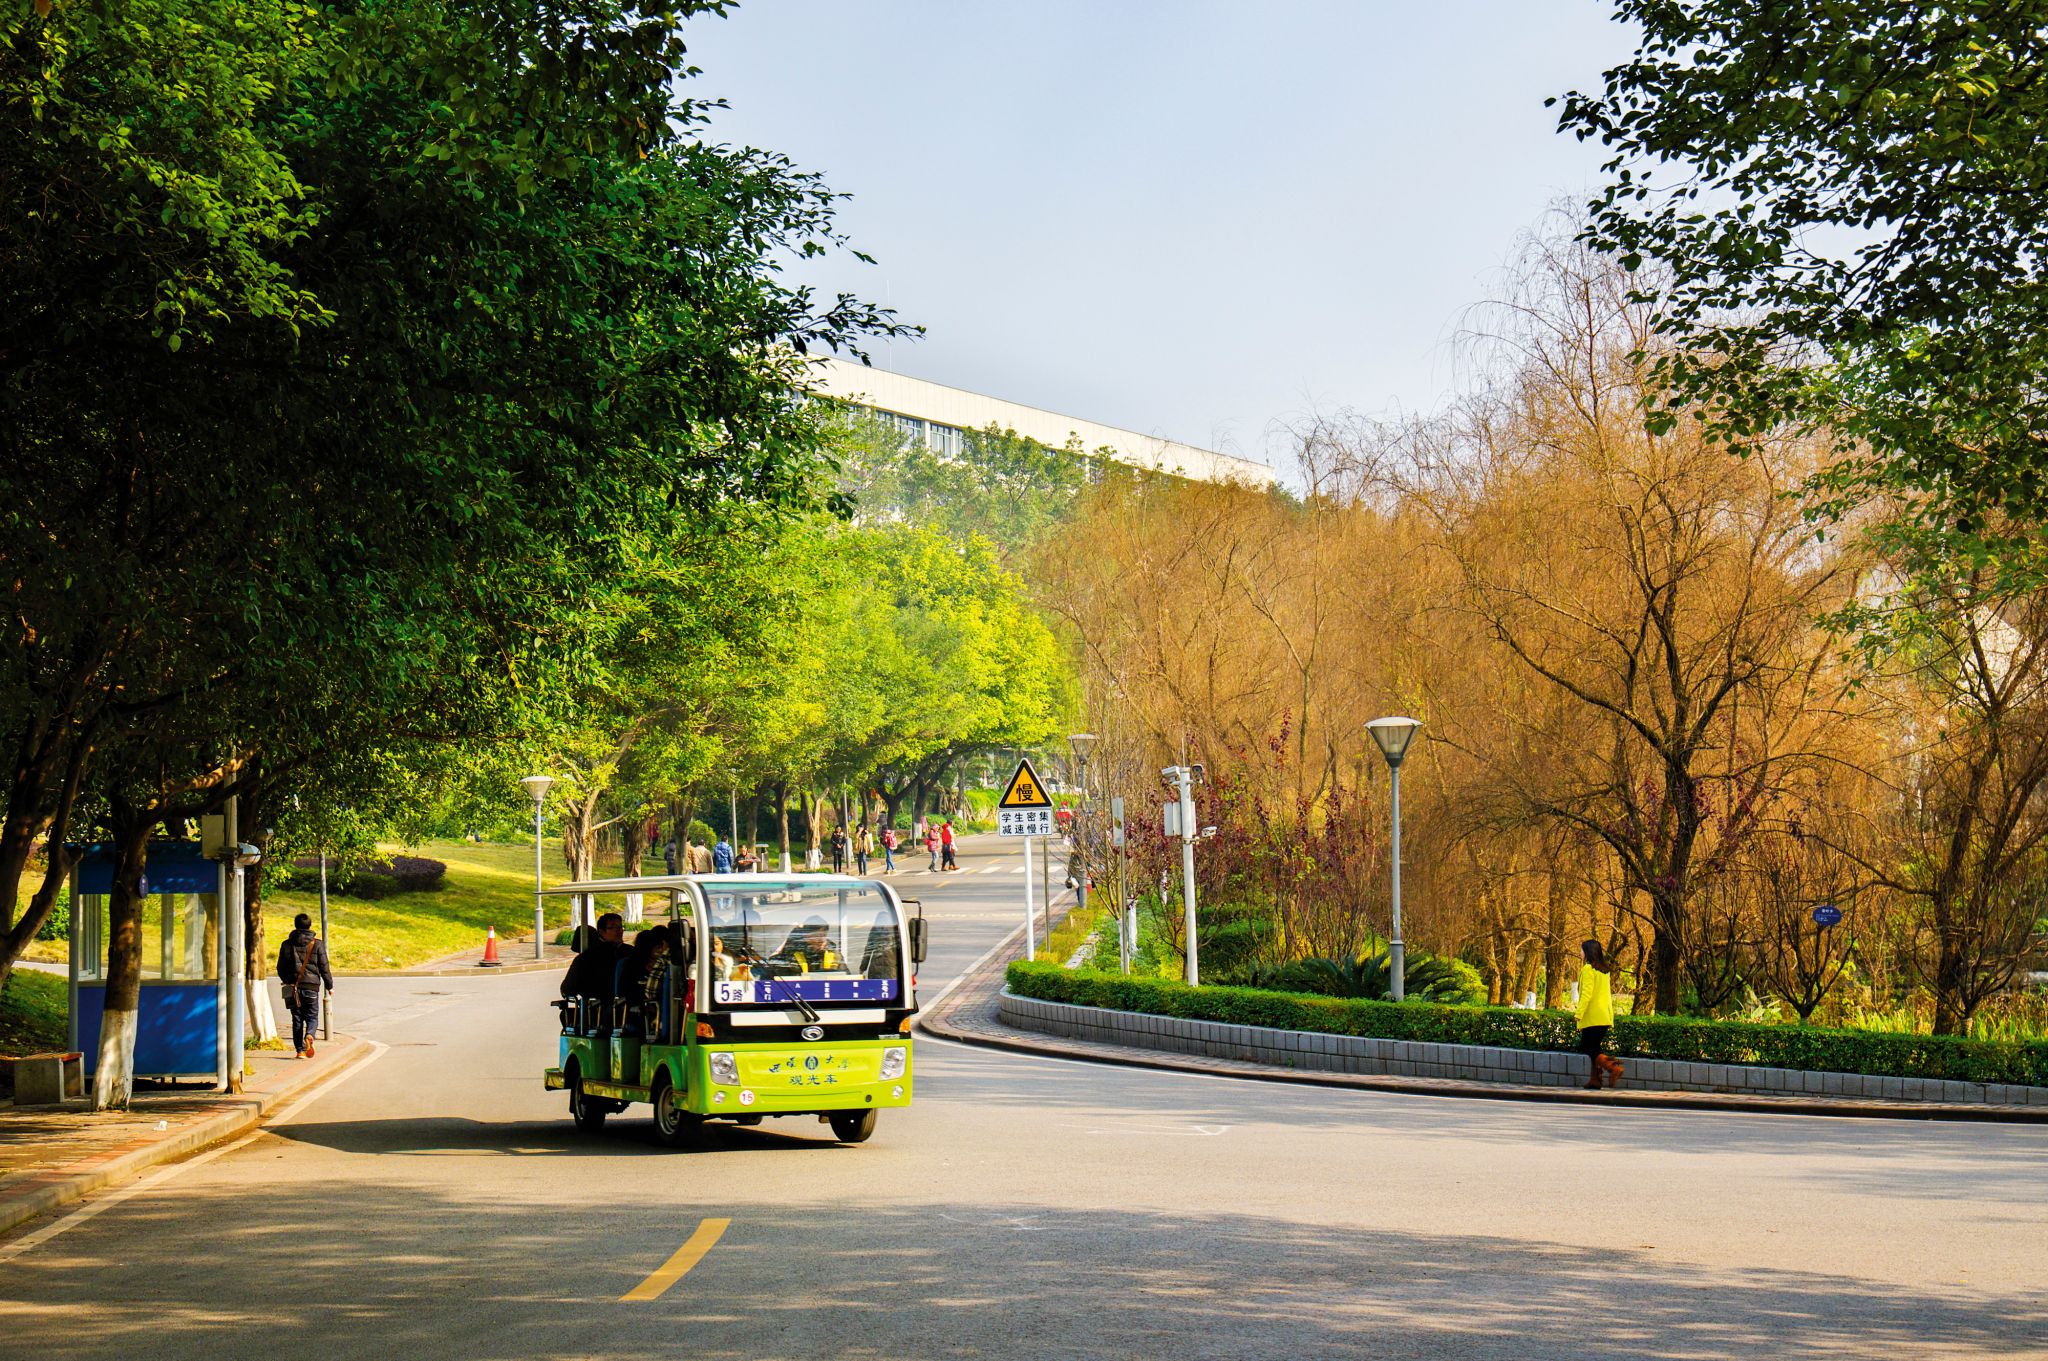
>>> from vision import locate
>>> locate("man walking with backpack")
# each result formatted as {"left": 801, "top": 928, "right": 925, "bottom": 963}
{"left": 277, "top": 913, "right": 335, "bottom": 1059}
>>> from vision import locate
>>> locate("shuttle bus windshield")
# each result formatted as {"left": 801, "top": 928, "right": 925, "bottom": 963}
{"left": 702, "top": 880, "right": 901, "bottom": 1006}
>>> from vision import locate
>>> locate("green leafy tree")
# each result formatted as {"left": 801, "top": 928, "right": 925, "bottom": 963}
{"left": 1556, "top": 2, "right": 2048, "bottom": 555}
{"left": 1, "top": 0, "right": 898, "bottom": 1102}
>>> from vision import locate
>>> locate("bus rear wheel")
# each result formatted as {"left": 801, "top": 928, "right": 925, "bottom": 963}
{"left": 568, "top": 1067, "right": 606, "bottom": 1133}
{"left": 829, "top": 1109, "right": 877, "bottom": 1144}
{"left": 652, "top": 1075, "right": 708, "bottom": 1150}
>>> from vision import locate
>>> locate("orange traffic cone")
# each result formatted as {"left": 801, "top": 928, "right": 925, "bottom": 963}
{"left": 478, "top": 925, "right": 503, "bottom": 968}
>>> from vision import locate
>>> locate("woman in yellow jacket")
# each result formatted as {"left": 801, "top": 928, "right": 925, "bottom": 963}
{"left": 1576, "top": 939, "right": 1624, "bottom": 1089}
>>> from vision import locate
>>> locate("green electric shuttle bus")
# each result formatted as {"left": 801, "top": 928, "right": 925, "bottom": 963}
{"left": 540, "top": 874, "right": 926, "bottom": 1147}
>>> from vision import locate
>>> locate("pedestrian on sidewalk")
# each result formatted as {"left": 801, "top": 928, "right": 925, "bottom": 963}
{"left": 1577, "top": 939, "right": 1622, "bottom": 1089}
{"left": 881, "top": 825, "right": 899, "bottom": 873}
{"left": 853, "top": 823, "right": 872, "bottom": 876}
{"left": 940, "top": 819, "right": 957, "bottom": 871}
{"left": 925, "top": 823, "right": 940, "bottom": 871}
{"left": 830, "top": 825, "right": 848, "bottom": 874}
{"left": 277, "top": 913, "right": 335, "bottom": 1059}
{"left": 713, "top": 835, "right": 735, "bottom": 874}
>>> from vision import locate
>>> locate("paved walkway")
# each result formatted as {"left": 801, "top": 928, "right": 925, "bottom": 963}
{"left": 0, "top": 1035, "right": 370, "bottom": 1236}
{"left": 920, "top": 929, "right": 2047, "bottom": 1122}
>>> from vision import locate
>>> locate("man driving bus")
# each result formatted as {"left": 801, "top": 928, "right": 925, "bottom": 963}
{"left": 787, "top": 918, "right": 839, "bottom": 973}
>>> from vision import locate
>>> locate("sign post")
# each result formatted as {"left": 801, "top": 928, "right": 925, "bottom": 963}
{"left": 997, "top": 758, "right": 1055, "bottom": 960}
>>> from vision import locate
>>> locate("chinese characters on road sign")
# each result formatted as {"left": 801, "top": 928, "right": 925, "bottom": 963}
{"left": 997, "top": 807, "right": 1054, "bottom": 837}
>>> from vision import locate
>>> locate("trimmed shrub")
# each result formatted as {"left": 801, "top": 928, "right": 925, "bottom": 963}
{"left": 1242, "top": 950, "right": 1485, "bottom": 1006}
{"left": 288, "top": 855, "right": 446, "bottom": 899}
{"left": 1005, "top": 961, "right": 2048, "bottom": 1088}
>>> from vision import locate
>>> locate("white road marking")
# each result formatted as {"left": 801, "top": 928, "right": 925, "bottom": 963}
{"left": 0, "top": 1039, "right": 391, "bottom": 1264}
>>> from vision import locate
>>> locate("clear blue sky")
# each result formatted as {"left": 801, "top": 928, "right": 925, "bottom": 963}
{"left": 686, "top": 2, "right": 1635, "bottom": 467}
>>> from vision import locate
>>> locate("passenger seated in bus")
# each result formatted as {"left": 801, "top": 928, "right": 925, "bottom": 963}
{"left": 560, "top": 912, "right": 625, "bottom": 1031}
{"left": 613, "top": 926, "right": 669, "bottom": 1036}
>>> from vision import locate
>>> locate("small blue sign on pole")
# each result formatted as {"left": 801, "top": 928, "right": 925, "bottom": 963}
{"left": 1812, "top": 903, "right": 1842, "bottom": 928}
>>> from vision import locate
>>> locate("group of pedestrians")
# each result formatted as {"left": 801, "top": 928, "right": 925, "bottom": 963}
{"left": 638, "top": 815, "right": 967, "bottom": 880}
{"left": 820, "top": 817, "right": 959, "bottom": 874}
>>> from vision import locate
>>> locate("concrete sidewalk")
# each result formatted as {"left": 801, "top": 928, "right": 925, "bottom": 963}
{"left": 919, "top": 931, "right": 2048, "bottom": 1123}
{"left": 0, "top": 1035, "right": 373, "bottom": 1238}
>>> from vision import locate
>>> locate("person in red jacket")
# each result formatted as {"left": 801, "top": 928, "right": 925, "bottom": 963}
{"left": 939, "top": 820, "right": 958, "bottom": 871}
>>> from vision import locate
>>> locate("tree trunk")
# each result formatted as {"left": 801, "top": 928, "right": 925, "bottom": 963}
{"left": 1647, "top": 886, "right": 1682, "bottom": 1016}
{"left": 621, "top": 811, "right": 647, "bottom": 922}
{"left": 561, "top": 795, "right": 600, "bottom": 927}
{"left": 1932, "top": 911, "right": 1968, "bottom": 1036}
{"left": 243, "top": 816, "right": 281, "bottom": 1046}
{"left": 0, "top": 727, "right": 92, "bottom": 991}
{"left": 775, "top": 782, "right": 791, "bottom": 871}
{"left": 1542, "top": 869, "right": 1571, "bottom": 1010}
{"left": 92, "top": 813, "right": 153, "bottom": 1110}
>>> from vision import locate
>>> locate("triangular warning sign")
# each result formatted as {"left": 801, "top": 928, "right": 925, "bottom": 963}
{"left": 997, "top": 757, "right": 1053, "bottom": 809}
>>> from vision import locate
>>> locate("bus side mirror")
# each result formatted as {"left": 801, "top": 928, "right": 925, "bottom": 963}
{"left": 908, "top": 917, "right": 928, "bottom": 964}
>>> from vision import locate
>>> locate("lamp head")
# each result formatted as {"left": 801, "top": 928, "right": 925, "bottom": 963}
{"left": 1067, "top": 732, "right": 1097, "bottom": 762}
{"left": 520, "top": 774, "right": 554, "bottom": 803}
{"left": 1366, "top": 716, "right": 1423, "bottom": 768}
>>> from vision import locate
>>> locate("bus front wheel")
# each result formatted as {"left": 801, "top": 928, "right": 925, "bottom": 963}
{"left": 652, "top": 1076, "right": 708, "bottom": 1150}
{"left": 829, "top": 1109, "right": 877, "bottom": 1144}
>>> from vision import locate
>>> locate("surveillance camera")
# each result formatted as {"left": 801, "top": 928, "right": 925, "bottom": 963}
{"left": 231, "top": 843, "right": 261, "bottom": 867}
{"left": 1200, "top": 825, "right": 1218, "bottom": 840}
{"left": 1191, "top": 763, "right": 1207, "bottom": 785}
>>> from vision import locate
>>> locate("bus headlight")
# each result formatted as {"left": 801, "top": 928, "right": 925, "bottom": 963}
{"left": 879, "top": 1047, "right": 907, "bottom": 1081}
{"left": 709, "top": 1052, "right": 739, "bottom": 1085}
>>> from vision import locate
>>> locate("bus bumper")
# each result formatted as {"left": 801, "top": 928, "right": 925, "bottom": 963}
{"left": 687, "top": 1037, "right": 913, "bottom": 1117}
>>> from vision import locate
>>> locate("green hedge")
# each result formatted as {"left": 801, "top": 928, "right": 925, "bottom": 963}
{"left": 1006, "top": 961, "right": 2048, "bottom": 1088}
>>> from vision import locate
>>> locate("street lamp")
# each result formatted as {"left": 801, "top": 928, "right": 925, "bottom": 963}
{"left": 1068, "top": 733, "right": 1097, "bottom": 919}
{"left": 1365, "top": 717, "right": 1422, "bottom": 1002}
{"left": 521, "top": 774, "right": 554, "bottom": 961}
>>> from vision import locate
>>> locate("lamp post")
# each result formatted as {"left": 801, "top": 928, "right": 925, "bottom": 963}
{"left": 1365, "top": 717, "right": 1423, "bottom": 1002}
{"left": 521, "top": 775, "right": 553, "bottom": 960}
{"left": 1068, "top": 733, "right": 1096, "bottom": 919}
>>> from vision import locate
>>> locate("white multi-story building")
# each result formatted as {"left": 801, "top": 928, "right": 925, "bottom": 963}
{"left": 808, "top": 356, "right": 1274, "bottom": 487}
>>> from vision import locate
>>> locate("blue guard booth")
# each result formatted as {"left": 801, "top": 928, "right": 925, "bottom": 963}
{"left": 70, "top": 842, "right": 230, "bottom": 1088}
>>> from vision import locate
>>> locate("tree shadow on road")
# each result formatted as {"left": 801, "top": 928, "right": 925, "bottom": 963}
{"left": 4, "top": 1179, "right": 2041, "bottom": 1361}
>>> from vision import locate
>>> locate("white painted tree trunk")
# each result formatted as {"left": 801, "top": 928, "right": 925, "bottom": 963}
{"left": 92, "top": 1007, "right": 137, "bottom": 1110}
{"left": 247, "top": 977, "right": 281, "bottom": 1043}
{"left": 623, "top": 890, "right": 644, "bottom": 924}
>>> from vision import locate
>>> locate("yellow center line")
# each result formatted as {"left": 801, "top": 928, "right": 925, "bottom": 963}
{"left": 621, "top": 1218, "right": 731, "bottom": 1302}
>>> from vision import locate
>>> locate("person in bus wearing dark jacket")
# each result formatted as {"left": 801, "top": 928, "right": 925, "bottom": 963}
{"left": 277, "top": 914, "right": 335, "bottom": 1059}
{"left": 560, "top": 912, "right": 625, "bottom": 1031}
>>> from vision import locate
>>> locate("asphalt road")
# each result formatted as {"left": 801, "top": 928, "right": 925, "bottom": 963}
{"left": 4, "top": 834, "right": 2046, "bottom": 1359}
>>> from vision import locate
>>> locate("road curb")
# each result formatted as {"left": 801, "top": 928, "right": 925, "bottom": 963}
{"left": 920, "top": 944, "right": 2048, "bottom": 1124}
{"left": 0, "top": 1035, "right": 376, "bottom": 1238}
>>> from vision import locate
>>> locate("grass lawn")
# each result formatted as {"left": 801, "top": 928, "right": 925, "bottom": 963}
{"left": 0, "top": 968, "right": 68, "bottom": 1058}
{"left": 261, "top": 838, "right": 624, "bottom": 971}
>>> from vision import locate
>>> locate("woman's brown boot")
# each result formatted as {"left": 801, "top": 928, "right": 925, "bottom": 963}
{"left": 1602, "top": 1056, "right": 1624, "bottom": 1088}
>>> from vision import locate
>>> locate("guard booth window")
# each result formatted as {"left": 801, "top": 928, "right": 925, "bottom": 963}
{"left": 73, "top": 891, "right": 220, "bottom": 983}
